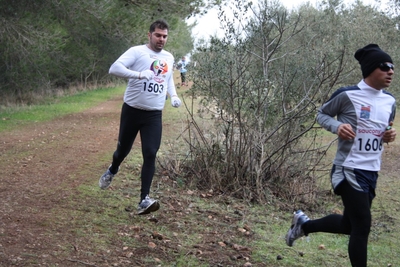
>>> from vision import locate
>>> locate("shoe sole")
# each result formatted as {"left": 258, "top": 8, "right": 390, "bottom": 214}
{"left": 99, "top": 183, "right": 110, "bottom": 190}
{"left": 285, "top": 228, "right": 294, "bottom": 247}
{"left": 137, "top": 201, "right": 160, "bottom": 215}
{"left": 286, "top": 212, "right": 307, "bottom": 246}
{"left": 99, "top": 180, "right": 112, "bottom": 190}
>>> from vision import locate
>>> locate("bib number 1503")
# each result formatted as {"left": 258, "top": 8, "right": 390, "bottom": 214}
{"left": 143, "top": 82, "right": 164, "bottom": 94}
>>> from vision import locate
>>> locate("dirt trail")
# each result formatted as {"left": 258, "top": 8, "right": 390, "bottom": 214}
{"left": 1, "top": 93, "right": 399, "bottom": 266}
{"left": 0, "top": 98, "right": 122, "bottom": 266}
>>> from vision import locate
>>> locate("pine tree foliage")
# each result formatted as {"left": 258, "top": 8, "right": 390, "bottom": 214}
{"left": 0, "top": 0, "right": 209, "bottom": 104}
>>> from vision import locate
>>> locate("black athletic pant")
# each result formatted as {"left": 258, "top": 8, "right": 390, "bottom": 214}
{"left": 110, "top": 103, "right": 162, "bottom": 202}
{"left": 180, "top": 72, "right": 186, "bottom": 84}
{"left": 302, "top": 180, "right": 372, "bottom": 267}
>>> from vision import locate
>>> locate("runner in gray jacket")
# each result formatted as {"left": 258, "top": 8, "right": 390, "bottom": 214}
{"left": 285, "top": 44, "right": 397, "bottom": 267}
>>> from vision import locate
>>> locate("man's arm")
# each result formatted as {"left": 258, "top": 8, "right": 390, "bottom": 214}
{"left": 316, "top": 101, "right": 342, "bottom": 134}
{"left": 108, "top": 47, "right": 154, "bottom": 80}
{"left": 317, "top": 92, "right": 357, "bottom": 140}
{"left": 167, "top": 72, "right": 181, "bottom": 107}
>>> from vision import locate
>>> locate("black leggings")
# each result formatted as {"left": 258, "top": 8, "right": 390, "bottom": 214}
{"left": 110, "top": 103, "right": 162, "bottom": 202}
{"left": 180, "top": 72, "right": 186, "bottom": 83}
{"left": 302, "top": 180, "right": 372, "bottom": 267}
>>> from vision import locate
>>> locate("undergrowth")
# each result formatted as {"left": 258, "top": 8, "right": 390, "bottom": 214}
{"left": 2, "top": 79, "right": 400, "bottom": 266}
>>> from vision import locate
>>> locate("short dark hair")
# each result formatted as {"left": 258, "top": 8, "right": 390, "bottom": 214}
{"left": 149, "top": 19, "right": 169, "bottom": 33}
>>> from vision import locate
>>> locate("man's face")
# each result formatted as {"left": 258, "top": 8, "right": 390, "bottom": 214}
{"left": 148, "top": 28, "right": 168, "bottom": 52}
{"left": 367, "top": 62, "right": 394, "bottom": 89}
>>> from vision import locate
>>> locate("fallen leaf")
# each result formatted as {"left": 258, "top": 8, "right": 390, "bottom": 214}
{"left": 218, "top": 241, "right": 226, "bottom": 247}
{"left": 232, "top": 243, "right": 251, "bottom": 252}
{"left": 243, "top": 224, "right": 251, "bottom": 231}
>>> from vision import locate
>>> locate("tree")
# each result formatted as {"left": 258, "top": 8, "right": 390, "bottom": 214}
{"left": 168, "top": 0, "right": 400, "bottom": 205}
{"left": 0, "top": 0, "right": 215, "bottom": 104}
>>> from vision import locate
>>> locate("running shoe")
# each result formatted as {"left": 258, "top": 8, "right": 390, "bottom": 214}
{"left": 99, "top": 166, "right": 118, "bottom": 189}
{"left": 285, "top": 210, "right": 310, "bottom": 246}
{"left": 137, "top": 195, "right": 160, "bottom": 215}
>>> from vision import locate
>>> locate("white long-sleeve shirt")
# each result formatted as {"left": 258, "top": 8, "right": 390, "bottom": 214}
{"left": 109, "top": 44, "right": 177, "bottom": 110}
{"left": 317, "top": 80, "right": 396, "bottom": 172}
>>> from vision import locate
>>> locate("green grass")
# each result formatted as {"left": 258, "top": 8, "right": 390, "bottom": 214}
{"left": 0, "top": 86, "right": 125, "bottom": 132}
{"left": 3, "top": 84, "right": 400, "bottom": 266}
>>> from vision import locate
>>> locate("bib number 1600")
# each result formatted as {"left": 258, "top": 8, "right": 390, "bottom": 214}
{"left": 143, "top": 82, "right": 164, "bottom": 94}
{"left": 357, "top": 137, "right": 383, "bottom": 152}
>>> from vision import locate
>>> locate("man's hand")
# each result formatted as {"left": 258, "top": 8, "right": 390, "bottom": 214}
{"left": 383, "top": 121, "right": 396, "bottom": 143}
{"left": 139, "top": 70, "right": 154, "bottom": 80}
{"left": 171, "top": 96, "right": 181, "bottom": 108}
{"left": 337, "top": 123, "right": 356, "bottom": 140}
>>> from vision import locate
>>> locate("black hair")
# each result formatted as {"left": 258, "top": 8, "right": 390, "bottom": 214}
{"left": 149, "top": 19, "right": 169, "bottom": 33}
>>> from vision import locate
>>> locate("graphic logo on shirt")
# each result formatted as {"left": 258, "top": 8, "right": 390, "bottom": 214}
{"left": 151, "top": 60, "right": 168, "bottom": 76}
{"left": 360, "top": 105, "right": 370, "bottom": 119}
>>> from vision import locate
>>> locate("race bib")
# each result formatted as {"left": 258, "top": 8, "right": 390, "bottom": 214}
{"left": 355, "top": 128, "right": 384, "bottom": 153}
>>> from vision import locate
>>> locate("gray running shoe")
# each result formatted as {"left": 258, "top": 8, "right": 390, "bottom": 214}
{"left": 99, "top": 166, "right": 118, "bottom": 189}
{"left": 285, "top": 210, "right": 310, "bottom": 246}
{"left": 137, "top": 195, "right": 160, "bottom": 215}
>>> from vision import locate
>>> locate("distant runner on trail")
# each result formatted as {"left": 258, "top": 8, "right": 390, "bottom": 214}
{"left": 285, "top": 44, "right": 397, "bottom": 267}
{"left": 99, "top": 19, "right": 182, "bottom": 215}
{"left": 178, "top": 56, "right": 188, "bottom": 86}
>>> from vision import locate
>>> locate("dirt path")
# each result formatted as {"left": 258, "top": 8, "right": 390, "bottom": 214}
{"left": 0, "top": 98, "right": 122, "bottom": 266}
{"left": 1, "top": 92, "right": 399, "bottom": 266}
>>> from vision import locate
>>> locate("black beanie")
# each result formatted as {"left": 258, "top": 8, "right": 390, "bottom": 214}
{"left": 354, "top": 44, "right": 393, "bottom": 78}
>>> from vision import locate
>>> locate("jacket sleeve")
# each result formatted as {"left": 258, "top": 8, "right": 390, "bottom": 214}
{"left": 316, "top": 92, "right": 347, "bottom": 134}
